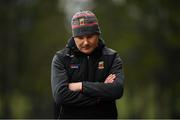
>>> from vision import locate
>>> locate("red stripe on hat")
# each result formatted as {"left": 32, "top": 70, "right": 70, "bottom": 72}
{"left": 72, "top": 22, "right": 98, "bottom": 29}
{"left": 72, "top": 14, "right": 95, "bottom": 19}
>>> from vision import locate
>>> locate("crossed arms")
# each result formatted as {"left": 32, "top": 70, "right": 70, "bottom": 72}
{"left": 51, "top": 53, "right": 124, "bottom": 106}
{"left": 68, "top": 74, "right": 116, "bottom": 91}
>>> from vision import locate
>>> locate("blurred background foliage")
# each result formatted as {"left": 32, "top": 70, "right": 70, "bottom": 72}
{"left": 0, "top": 0, "right": 180, "bottom": 118}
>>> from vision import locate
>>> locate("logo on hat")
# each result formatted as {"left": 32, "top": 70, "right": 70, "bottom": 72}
{"left": 98, "top": 61, "right": 104, "bottom": 69}
{"left": 79, "top": 18, "right": 85, "bottom": 26}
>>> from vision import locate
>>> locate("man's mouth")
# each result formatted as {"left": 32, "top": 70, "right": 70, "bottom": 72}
{"left": 82, "top": 46, "right": 91, "bottom": 49}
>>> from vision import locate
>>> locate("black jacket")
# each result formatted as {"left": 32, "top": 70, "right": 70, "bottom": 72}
{"left": 51, "top": 37, "right": 124, "bottom": 119}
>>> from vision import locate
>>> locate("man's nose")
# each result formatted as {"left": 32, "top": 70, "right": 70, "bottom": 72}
{"left": 83, "top": 37, "right": 89, "bottom": 45}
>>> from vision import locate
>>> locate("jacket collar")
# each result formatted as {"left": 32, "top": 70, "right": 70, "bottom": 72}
{"left": 66, "top": 37, "right": 105, "bottom": 56}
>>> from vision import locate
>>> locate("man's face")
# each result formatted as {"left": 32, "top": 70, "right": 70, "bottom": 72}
{"left": 74, "top": 34, "right": 99, "bottom": 54}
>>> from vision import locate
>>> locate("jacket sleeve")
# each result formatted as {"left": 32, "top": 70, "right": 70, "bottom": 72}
{"left": 51, "top": 54, "right": 99, "bottom": 106}
{"left": 82, "top": 53, "right": 124, "bottom": 100}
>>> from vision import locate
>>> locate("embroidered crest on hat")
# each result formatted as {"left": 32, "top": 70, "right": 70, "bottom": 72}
{"left": 79, "top": 18, "right": 85, "bottom": 26}
{"left": 98, "top": 61, "right": 104, "bottom": 69}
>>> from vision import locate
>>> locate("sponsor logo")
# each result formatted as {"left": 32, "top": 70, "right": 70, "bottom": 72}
{"left": 70, "top": 64, "right": 80, "bottom": 69}
{"left": 98, "top": 61, "right": 104, "bottom": 69}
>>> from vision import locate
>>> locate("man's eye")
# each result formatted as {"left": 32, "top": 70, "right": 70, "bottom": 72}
{"left": 87, "top": 35, "right": 93, "bottom": 39}
{"left": 78, "top": 37, "right": 84, "bottom": 39}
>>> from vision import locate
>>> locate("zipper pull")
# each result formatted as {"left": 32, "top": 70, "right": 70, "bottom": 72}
{"left": 87, "top": 56, "right": 89, "bottom": 60}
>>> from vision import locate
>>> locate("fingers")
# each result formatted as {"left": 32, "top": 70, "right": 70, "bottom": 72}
{"left": 107, "top": 74, "right": 116, "bottom": 82}
{"left": 104, "top": 74, "right": 116, "bottom": 83}
{"left": 105, "top": 74, "right": 115, "bottom": 83}
{"left": 68, "top": 83, "right": 73, "bottom": 90}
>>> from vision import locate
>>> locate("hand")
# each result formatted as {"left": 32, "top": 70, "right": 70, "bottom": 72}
{"left": 68, "top": 82, "right": 82, "bottom": 91}
{"left": 104, "top": 74, "right": 116, "bottom": 83}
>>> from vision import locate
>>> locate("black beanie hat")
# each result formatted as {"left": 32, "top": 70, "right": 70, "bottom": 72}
{"left": 71, "top": 11, "right": 101, "bottom": 37}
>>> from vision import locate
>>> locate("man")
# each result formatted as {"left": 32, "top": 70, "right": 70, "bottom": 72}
{"left": 51, "top": 10, "right": 124, "bottom": 119}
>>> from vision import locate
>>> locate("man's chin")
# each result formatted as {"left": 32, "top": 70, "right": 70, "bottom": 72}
{"left": 81, "top": 50, "right": 93, "bottom": 55}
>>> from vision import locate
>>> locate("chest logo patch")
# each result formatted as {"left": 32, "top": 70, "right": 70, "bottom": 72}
{"left": 98, "top": 61, "right": 104, "bottom": 70}
{"left": 70, "top": 64, "right": 80, "bottom": 69}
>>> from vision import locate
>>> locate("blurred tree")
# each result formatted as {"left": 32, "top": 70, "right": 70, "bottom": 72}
{"left": 0, "top": 0, "right": 67, "bottom": 118}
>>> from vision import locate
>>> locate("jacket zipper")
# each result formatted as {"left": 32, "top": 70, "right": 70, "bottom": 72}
{"left": 87, "top": 56, "right": 89, "bottom": 81}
